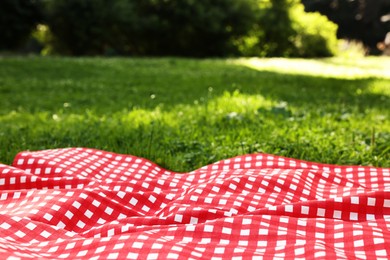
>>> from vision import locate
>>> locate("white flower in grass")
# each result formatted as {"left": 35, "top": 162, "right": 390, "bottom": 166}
{"left": 52, "top": 114, "right": 60, "bottom": 121}
{"left": 225, "top": 112, "right": 243, "bottom": 121}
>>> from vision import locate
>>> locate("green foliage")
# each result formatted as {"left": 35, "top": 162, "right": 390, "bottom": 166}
{"left": 0, "top": 57, "right": 389, "bottom": 171}
{"left": 124, "top": 0, "right": 258, "bottom": 57}
{"left": 291, "top": 4, "right": 338, "bottom": 57}
{"left": 259, "top": 0, "right": 337, "bottom": 57}
{"left": 45, "top": 0, "right": 258, "bottom": 56}
{"left": 2, "top": 0, "right": 338, "bottom": 57}
{"left": 238, "top": 0, "right": 338, "bottom": 57}
{"left": 258, "top": 0, "right": 297, "bottom": 57}
{"left": 0, "top": 0, "right": 43, "bottom": 51}
{"left": 45, "top": 0, "right": 121, "bottom": 55}
{"left": 31, "top": 24, "right": 55, "bottom": 56}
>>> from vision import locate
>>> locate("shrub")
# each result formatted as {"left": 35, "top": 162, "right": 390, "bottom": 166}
{"left": 45, "top": 0, "right": 118, "bottom": 55}
{"left": 291, "top": 3, "right": 338, "bottom": 57}
{"left": 0, "top": 0, "right": 43, "bottom": 51}
{"left": 257, "top": 0, "right": 298, "bottom": 57}
{"left": 45, "top": 0, "right": 258, "bottom": 56}
{"left": 130, "top": 0, "right": 258, "bottom": 57}
{"left": 236, "top": 0, "right": 338, "bottom": 57}
{"left": 42, "top": 0, "right": 338, "bottom": 57}
{"left": 31, "top": 24, "right": 56, "bottom": 55}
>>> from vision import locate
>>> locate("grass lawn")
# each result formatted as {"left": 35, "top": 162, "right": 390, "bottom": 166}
{"left": 0, "top": 56, "right": 389, "bottom": 172}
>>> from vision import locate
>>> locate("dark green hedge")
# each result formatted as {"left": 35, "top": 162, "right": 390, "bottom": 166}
{"left": 1, "top": 0, "right": 339, "bottom": 57}
{"left": 45, "top": 0, "right": 258, "bottom": 57}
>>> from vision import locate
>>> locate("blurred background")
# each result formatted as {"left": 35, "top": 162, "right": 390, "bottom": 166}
{"left": 1, "top": 0, "right": 390, "bottom": 58}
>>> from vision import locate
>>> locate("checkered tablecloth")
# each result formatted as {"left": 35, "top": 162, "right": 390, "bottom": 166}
{"left": 0, "top": 148, "right": 389, "bottom": 259}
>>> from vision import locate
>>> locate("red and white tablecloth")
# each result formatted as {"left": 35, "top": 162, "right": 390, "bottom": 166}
{"left": 0, "top": 148, "right": 389, "bottom": 259}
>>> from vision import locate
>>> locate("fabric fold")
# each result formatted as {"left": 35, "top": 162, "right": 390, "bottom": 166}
{"left": 1, "top": 148, "right": 389, "bottom": 259}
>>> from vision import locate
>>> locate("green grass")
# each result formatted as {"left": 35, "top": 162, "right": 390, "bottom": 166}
{"left": 0, "top": 56, "right": 389, "bottom": 172}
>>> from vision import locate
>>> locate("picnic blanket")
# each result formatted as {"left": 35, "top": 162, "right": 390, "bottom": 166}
{"left": 0, "top": 148, "right": 389, "bottom": 259}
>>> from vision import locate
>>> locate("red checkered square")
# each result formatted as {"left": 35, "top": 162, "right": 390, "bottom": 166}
{"left": 0, "top": 148, "right": 389, "bottom": 259}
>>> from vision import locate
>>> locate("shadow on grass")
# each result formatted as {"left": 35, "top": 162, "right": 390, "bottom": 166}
{"left": 1, "top": 58, "right": 389, "bottom": 170}
{"left": 0, "top": 57, "right": 389, "bottom": 114}
{"left": 212, "top": 67, "right": 389, "bottom": 112}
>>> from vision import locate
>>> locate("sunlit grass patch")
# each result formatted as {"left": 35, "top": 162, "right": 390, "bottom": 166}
{"left": 236, "top": 57, "right": 390, "bottom": 79}
{"left": 0, "top": 57, "right": 389, "bottom": 171}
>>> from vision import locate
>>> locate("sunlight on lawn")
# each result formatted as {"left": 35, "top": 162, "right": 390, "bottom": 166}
{"left": 36, "top": 92, "right": 273, "bottom": 127}
{"left": 236, "top": 57, "right": 390, "bottom": 79}
{"left": 1, "top": 57, "right": 389, "bottom": 169}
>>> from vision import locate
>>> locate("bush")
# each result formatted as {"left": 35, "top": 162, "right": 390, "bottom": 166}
{"left": 31, "top": 24, "right": 56, "bottom": 55}
{"left": 133, "top": 0, "right": 258, "bottom": 57}
{"left": 42, "top": 0, "right": 338, "bottom": 57}
{"left": 236, "top": 0, "right": 338, "bottom": 57}
{"left": 258, "top": 0, "right": 298, "bottom": 57}
{"left": 45, "top": 0, "right": 258, "bottom": 57}
{"left": 45, "top": 0, "right": 118, "bottom": 55}
{"left": 0, "top": 0, "right": 43, "bottom": 51}
{"left": 291, "top": 3, "right": 338, "bottom": 57}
